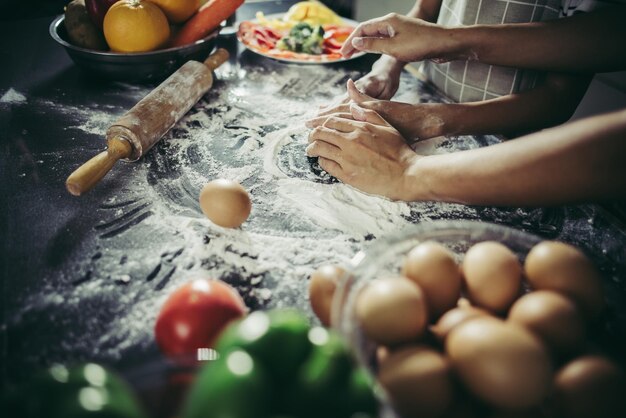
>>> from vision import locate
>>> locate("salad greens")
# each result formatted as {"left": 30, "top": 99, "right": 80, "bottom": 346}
{"left": 277, "top": 22, "right": 325, "bottom": 54}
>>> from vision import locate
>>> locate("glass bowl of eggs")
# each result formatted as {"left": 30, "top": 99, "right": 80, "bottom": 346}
{"left": 331, "top": 220, "right": 623, "bottom": 418}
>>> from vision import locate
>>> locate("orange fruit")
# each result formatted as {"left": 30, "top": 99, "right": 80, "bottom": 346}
{"left": 103, "top": 0, "right": 170, "bottom": 53}
{"left": 147, "top": 0, "right": 200, "bottom": 23}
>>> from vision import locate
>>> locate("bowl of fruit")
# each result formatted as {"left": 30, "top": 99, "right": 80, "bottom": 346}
{"left": 50, "top": 0, "right": 241, "bottom": 82}
{"left": 326, "top": 220, "right": 625, "bottom": 418}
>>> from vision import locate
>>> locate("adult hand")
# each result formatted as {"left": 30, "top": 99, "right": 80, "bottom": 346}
{"left": 308, "top": 80, "right": 447, "bottom": 141}
{"left": 305, "top": 103, "right": 419, "bottom": 201}
{"left": 341, "top": 13, "right": 452, "bottom": 62}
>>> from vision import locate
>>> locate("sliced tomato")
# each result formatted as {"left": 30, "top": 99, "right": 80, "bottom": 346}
{"left": 254, "top": 26, "right": 283, "bottom": 40}
{"left": 323, "top": 37, "right": 343, "bottom": 50}
{"left": 255, "top": 33, "right": 277, "bottom": 48}
{"left": 324, "top": 26, "right": 354, "bottom": 43}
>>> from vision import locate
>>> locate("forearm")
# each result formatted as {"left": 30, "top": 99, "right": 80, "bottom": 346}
{"left": 439, "top": 7, "right": 626, "bottom": 73}
{"left": 428, "top": 73, "right": 591, "bottom": 138}
{"left": 403, "top": 108, "right": 626, "bottom": 206}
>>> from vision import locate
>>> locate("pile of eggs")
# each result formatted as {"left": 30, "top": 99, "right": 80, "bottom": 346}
{"left": 310, "top": 240, "right": 625, "bottom": 418}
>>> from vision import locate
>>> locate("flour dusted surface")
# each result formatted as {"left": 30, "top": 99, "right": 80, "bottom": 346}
{"left": 7, "top": 61, "right": 626, "bottom": 374}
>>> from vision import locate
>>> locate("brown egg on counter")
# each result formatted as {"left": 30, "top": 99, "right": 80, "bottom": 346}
{"left": 524, "top": 241, "right": 604, "bottom": 319}
{"left": 355, "top": 276, "right": 428, "bottom": 346}
{"left": 550, "top": 355, "right": 626, "bottom": 418}
{"left": 199, "top": 179, "right": 251, "bottom": 228}
{"left": 431, "top": 303, "right": 491, "bottom": 343}
{"left": 402, "top": 241, "right": 463, "bottom": 320}
{"left": 378, "top": 345, "right": 455, "bottom": 418}
{"left": 489, "top": 408, "right": 546, "bottom": 418}
{"left": 508, "top": 290, "right": 586, "bottom": 355}
{"left": 462, "top": 241, "right": 522, "bottom": 313}
{"left": 376, "top": 345, "right": 391, "bottom": 364}
{"left": 308, "top": 264, "right": 346, "bottom": 326}
{"left": 446, "top": 317, "right": 552, "bottom": 409}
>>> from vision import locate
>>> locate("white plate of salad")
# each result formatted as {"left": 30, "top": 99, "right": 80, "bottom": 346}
{"left": 237, "top": 3, "right": 365, "bottom": 64}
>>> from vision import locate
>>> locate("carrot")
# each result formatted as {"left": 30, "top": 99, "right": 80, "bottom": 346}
{"left": 171, "top": 0, "right": 244, "bottom": 47}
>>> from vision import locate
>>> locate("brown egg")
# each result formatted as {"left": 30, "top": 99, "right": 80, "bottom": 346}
{"left": 524, "top": 241, "right": 604, "bottom": 319}
{"left": 309, "top": 265, "right": 346, "bottom": 326}
{"left": 462, "top": 241, "right": 522, "bottom": 313}
{"left": 446, "top": 317, "right": 552, "bottom": 409}
{"left": 355, "top": 277, "right": 428, "bottom": 346}
{"left": 489, "top": 409, "right": 545, "bottom": 418}
{"left": 378, "top": 345, "right": 455, "bottom": 418}
{"left": 402, "top": 241, "right": 463, "bottom": 319}
{"left": 199, "top": 179, "right": 251, "bottom": 228}
{"left": 431, "top": 304, "right": 491, "bottom": 342}
{"left": 551, "top": 356, "right": 626, "bottom": 418}
{"left": 508, "top": 290, "right": 585, "bottom": 355}
{"left": 376, "top": 345, "right": 391, "bottom": 364}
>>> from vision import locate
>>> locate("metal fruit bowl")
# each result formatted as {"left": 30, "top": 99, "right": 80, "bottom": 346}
{"left": 50, "top": 15, "right": 219, "bottom": 82}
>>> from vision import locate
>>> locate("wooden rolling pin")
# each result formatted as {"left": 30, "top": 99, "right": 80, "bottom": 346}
{"left": 66, "top": 48, "right": 229, "bottom": 196}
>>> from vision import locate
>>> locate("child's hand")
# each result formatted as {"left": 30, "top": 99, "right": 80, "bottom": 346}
{"left": 305, "top": 103, "right": 419, "bottom": 201}
{"left": 342, "top": 13, "right": 451, "bottom": 63}
{"left": 354, "top": 55, "right": 403, "bottom": 100}
{"left": 308, "top": 80, "right": 448, "bottom": 141}
{"left": 316, "top": 55, "right": 403, "bottom": 113}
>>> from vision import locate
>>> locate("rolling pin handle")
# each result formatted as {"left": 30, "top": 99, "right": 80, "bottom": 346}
{"left": 65, "top": 137, "right": 133, "bottom": 196}
{"left": 203, "top": 48, "right": 229, "bottom": 71}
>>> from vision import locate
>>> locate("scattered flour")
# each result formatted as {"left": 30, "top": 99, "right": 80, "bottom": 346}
{"left": 1, "top": 88, "right": 27, "bottom": 103}
{"left": 12, "top": 61, "right": 625, "bottom": 374}
{"left": 276, "top": 179, "right": 412, "bottom": 237}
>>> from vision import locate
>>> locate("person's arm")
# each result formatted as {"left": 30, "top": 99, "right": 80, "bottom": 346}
{"left": 420, "top": 72, "right": 592, "bottom": 138}
{"left": 407, "top": 108, "right": 626, "bottom": 205}
{"left": 306, "top": 105, "right": 626, "bottom": 205}
{"left": 350, "top": 0, "right": 443, "bottom": 100}
{"left": 342, "top": 6, "right": 626, "bottom": 73}
{"left": 451, "top": 6, "right": 626, "bottom": 73}
{"left": 310, "top": 74, "right": 592, "bottom": 140}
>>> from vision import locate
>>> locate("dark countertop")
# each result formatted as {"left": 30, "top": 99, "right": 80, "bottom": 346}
{"left": 2, "top": 1, "right": 626, "bottom": 414}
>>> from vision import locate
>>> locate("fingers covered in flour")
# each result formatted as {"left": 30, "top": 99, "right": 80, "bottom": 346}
{"left": 318, "top": 157, "right": 345, "bottom": 181}
{"left": 307, "top": 126, "right": 350, "bottom": 147}
{"left": 306, "top": 139, "right": 342, "bottom": 163}
{"left": 350, "top": 103, "right": 389, "bottom": 126}
{"left": 341, "top": 15, "right": 396, "bottom": 57}
{"left": 305, "top": 113, "right": 353, "bottom": 129}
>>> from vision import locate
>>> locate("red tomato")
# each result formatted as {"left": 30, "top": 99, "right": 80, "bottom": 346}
{"left": 254, "top": 26, "right": 282, "bottom": 40}
{"left": 323, "top": 38, "right": 343, "bottom": 53}
{"left": 155, "top": 279, "right": 247, "bottom": 359}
